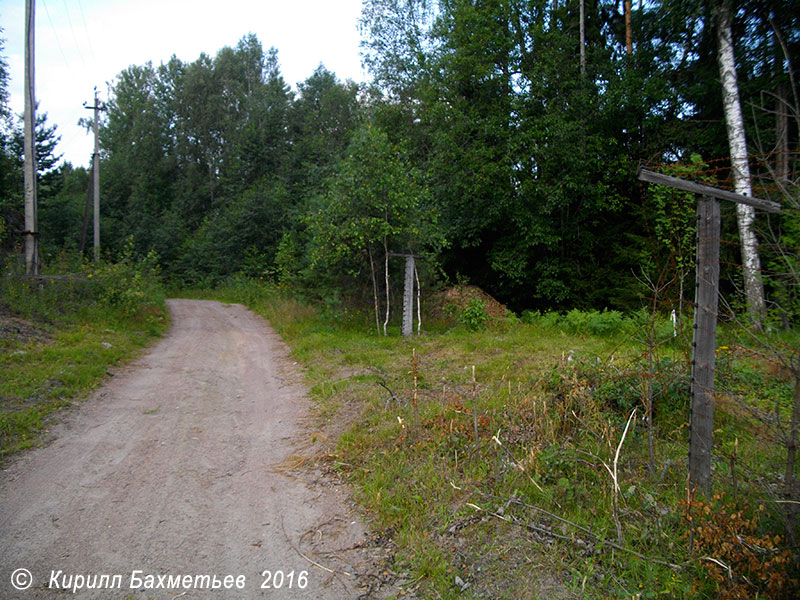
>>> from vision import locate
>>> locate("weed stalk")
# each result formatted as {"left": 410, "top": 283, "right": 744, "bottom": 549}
{"left": 472, "top": 365, "right": 479, "bottom": 448}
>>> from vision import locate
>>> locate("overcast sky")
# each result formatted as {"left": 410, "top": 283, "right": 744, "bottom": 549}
{"left": 2, "top": 0, "right": 368, "bottom": 167}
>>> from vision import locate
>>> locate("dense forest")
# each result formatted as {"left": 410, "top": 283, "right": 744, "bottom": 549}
{"left": 1, "top": 0, "right": 798, "bottom": 317}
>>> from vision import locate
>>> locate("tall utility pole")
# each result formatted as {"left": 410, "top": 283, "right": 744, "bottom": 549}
{"left": 84, "top": 88, "right": 104, "bottom": 261}
{"left": 23, "top": 0, "right": 38, "bottom": 275}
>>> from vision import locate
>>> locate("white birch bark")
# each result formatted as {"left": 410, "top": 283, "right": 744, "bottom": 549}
{"left": 368, "top": 245, "right": 381, "bottom": 335}
{"left": 414, "top": 262, "right": 422, "bottom": 336}
{"left": 714, "top": 0, "right": 766, "bottom": 325}
{"left": 383, "top": 237, "right": 390, "bottom": 336}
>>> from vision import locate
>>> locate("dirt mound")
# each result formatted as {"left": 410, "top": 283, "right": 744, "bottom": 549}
{"left": 428, "top": 285, "right": 509, "bottom": 321}
{"left": 0, "top": 305, "right": 50, "bottom": 346}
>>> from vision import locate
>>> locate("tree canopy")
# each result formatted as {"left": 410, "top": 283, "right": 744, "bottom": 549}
{"left": 0, "top": 3, "right": 797, "bottom": 316}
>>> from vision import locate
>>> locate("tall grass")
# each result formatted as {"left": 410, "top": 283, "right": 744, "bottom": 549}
{"left": 0, "top": 251, "right": 167, "bottom": 458}
{"left": 184, "top": 278, "right": 800, "bottom": 598}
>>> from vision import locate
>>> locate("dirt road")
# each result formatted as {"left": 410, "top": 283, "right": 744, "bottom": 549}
{"left": 0, "top": 299, "right": 385, "bottom": 599}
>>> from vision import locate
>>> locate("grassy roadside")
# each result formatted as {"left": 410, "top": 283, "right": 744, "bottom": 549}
{"left": 193, "top": 276, "right": 799, "bottom": 600}
{"left": 1, "top": 254, "right": 168, "bottom": 459}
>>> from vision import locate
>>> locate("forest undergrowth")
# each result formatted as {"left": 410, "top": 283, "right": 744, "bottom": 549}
{"left": 200, "top": 275, "right": 800, "bottom": 599}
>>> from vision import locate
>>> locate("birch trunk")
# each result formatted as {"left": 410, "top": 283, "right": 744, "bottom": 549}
{"left": 714, "top": 0, "right": 767, "bottom": 326}
{"left": 383, "top": 237, "right": 390, "bottom": 336}
{"left": 776, "top": 84, "right": 789, "bottom": 182}
{"left": 368, "top": 245, "right": 381, "bottom": 335}
{"left": 414, "top": 262, "right": 422, "bottom": 336}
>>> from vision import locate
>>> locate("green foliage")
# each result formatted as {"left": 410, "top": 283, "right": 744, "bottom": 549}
{"left": 647, "top": 170, "right": 695, "bottom": 264}
{"left": 3, "top": 2, "right": 799, "bottom": 317}
{"left": 90, "top": 240, "right": 164, "bottom": 324}
{"left": 550, "top": 351, "right": 689, "bottom": 417}
{"left": 217, "top": 285, "right": 796, "bottom": 599}
{"left": 457, "top": 298, "right": 489, "bottom": 331}
{"left": 302, "top": 124, "right": 445, "bottom": 310}
{"left": 522, "top": 307, "right": 673, "bottom": 339}
{"left": 1, "top": 108, "right": 66, "bottom": 255}
{"left": 177, "top": 178, "right": 289, "bottom": 283}
{"left": 309, "top": 125, "right": 443, "bottom": 266}
{"left": 1, "top": 243, "right": 162, "bottom": 330}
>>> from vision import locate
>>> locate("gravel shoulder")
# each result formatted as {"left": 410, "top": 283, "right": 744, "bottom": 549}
{"left": 0, "top": 299, "right": 395, "bottom": 599}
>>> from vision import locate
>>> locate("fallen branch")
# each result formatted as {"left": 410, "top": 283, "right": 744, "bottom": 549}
{"left": 480, "top": 492, "right": 594, "bottom": 538}
{"left": 377, "top": 380, "right": 405, "bottom": 409}
{"left": 491, "top": 430, "right": 545, "bottom": 493}
{"left": 466, "top": 498, "right": 684, "bottom": 571}
{"left": 700, "top": 556, "right": 733, "bottom": 581}
{"left": 280, "top": 517, "right": 354, "bottom": 580}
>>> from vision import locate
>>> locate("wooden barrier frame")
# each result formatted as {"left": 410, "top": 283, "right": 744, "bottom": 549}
{"left": 637, "top": 168, "right": 781, "bottom": 494}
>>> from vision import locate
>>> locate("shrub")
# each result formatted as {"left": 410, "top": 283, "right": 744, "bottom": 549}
{"left": 89, "top": 239, "right": 164, "bottom": 322}
{"left": 521, "top": 309, "right": 561, "bottom": 329}
{"left": 686, "top": 495, "right": 799, "bottom": 599}
{"left": 458, "top": 298, "right": 490, "bottom": 331}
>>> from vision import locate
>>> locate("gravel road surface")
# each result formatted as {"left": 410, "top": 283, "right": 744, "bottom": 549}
{"left": 1, "top": 299, "right": 384, "bottom": 599}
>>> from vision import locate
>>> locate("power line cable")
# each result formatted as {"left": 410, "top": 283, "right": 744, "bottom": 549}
{"left": 40, "top": 0, "right": 70, "bottom": 69}
{"left": 61, "top": 0, "right": 86, "bottom": 66}
{"left": 75, "top": 0, "right": 97, "bottom": 65}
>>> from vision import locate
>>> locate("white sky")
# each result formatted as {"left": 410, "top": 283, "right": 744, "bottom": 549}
{"left": 2, "top": 0, "right": 368, "bottom": 167}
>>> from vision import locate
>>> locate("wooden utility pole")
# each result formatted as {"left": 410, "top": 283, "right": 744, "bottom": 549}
{"left": 638, "top": 168, "right": 781, "bottom": 495}
{"left": 23, "top": 0, "right": 38, "bottom": 275}
{"left": 84, "top": 88, "right": 104, "bottom": 261}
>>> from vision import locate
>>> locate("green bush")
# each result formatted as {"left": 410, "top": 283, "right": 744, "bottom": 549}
{"left": 458, "top": 298, "right": 490, "bottom": 331}
{"left": 521, "top": 309, "right": 561, "bottom": 328}
{"left": 523, "top": 308, "right": 629, "bottom": 336}
{"left": 522, "top": 307, "right": 678, "bottom": 340}
{"left": 546, "top": 353, "right": 689, "bottom": 417}
{"left": 91, "top": 243, "right": 163, "bottom": 321}
{"left": 588, "top": 309, "right": 625, "bottom": 335}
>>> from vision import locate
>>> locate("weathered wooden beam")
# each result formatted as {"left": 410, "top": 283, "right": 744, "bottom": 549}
{"left": 689, "top": 197, "right": 722, "bottom": 495}
{"left": 638, "top": 168, "right": 781, "bottom": 213}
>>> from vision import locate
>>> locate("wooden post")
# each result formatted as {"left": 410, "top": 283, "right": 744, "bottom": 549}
{"left": 638, "top": 167, "right": 780, "bottom": 493}
{"left": 402, "top": 255, "right": 415, "bottom": 337}
{"left": 689, "top": 196, "right": 721, "bottom": 495}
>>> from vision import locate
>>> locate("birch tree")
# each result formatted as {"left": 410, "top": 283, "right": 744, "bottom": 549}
{"left": 714, "top": 0, "right": 767, "bottom": 326}
{"left": 308, "top": 125, "right": 444, "bottom": 334}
